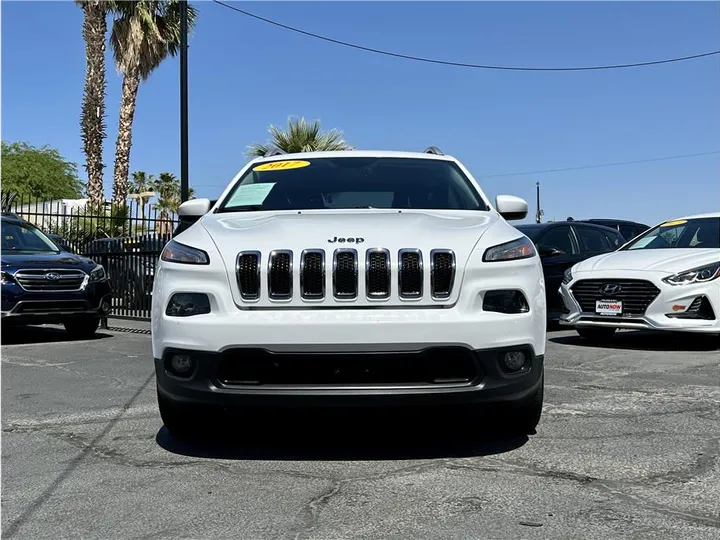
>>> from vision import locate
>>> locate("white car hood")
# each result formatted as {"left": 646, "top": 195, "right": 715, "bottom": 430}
{"left": 574, "top": 248, "right": 720, "bottom": 275}
{"left": 199, "top": 209, "right": 503, "bottom": 307}
{"left": 201, "top": 209, "right": 498, "bottom": 253}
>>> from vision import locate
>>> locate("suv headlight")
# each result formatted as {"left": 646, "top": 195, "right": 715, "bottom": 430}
{"left": 483, "top": 237, "right": 536, "bottom": 262}
{"left": 161, "top": 239, "right": 210, "bottom": 265}
{"left": 1, "top": 271, "right": 14, "bottom": 285}
{"left": 88, "top": 264, "right": 107, "bottom": 283}
{"left": 562, "top": 267, "right": 573, "bottom": 285}
{"left": 662, "top": 261, "right": 720, "bottom": 286}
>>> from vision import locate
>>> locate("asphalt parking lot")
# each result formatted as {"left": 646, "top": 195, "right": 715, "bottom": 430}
{"left": 1, "top": 324, "right": 719, "bottom": 539}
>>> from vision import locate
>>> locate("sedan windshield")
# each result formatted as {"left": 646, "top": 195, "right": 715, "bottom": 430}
{"left": 218, "top": 157, "right": 489, "bottom": 212}
{"left": 621, "top": 217, "right": 720, "bottom": 250}
{"left": 1, "top": 221, "right": 60, "bottom": 253}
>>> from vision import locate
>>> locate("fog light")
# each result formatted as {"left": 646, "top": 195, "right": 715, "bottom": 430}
{"left": 101, "top": 301, "right": 111, "bottom": 313}
{"left": 166, "top": 293, "right": 211, "bottom": 317}
{"left": 483, "top": 290, "right": 529, "bottom": 314}
{"left": 171, "top": 354, "right": 193, "bottom": 373}
{"left": 503, "top": 351, "right": 526, "bottom": 372}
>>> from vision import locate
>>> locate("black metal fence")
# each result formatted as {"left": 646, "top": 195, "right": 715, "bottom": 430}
{"left": 4, "top": 194, "right": 179, "bottom": 321}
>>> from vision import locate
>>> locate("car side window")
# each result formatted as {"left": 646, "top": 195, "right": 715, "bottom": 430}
{"left": 619, "top": 225, "right": 637, "bottom": 240}
{"left": 537, "top": 226, "right": 575, "bottom": 255}
{"left": 575, "top": 226, "right": 612, "bottom": 253}
{"left": 602, "top": 229, "right": 623, "bottom": 249}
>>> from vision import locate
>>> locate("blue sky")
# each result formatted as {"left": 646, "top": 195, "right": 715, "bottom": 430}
{"left": 2, "top": 1, "right": 719, "bottom": 225}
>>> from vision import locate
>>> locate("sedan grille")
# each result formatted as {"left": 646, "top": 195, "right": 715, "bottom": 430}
{"left": 14, "top": 269, "right": 86, "bottom": 292}
{"left": 571, "top": 279, "right": 661, "bottom": 315}
{"left": 234, "top": 248, "right": 457, "bottom": 302}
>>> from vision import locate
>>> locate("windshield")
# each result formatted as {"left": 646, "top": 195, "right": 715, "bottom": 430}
{"left": 1, "top": 220, "right": 60, "bottom": 253}
{"left": 515, "top": 225, "right": 542, "bottom": 240}
{"left": 622, "top": 217, "right": 720, "bottom": 250}
{"left": 218, "top": 157, "right": 489, "bottom": 213}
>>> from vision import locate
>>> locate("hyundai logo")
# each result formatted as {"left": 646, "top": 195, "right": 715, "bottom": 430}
{"left": 45, "top": 272, "right": 62, "bottom": 281}
{"left": 599, "top": 283, "right": 622, "bottom": 295}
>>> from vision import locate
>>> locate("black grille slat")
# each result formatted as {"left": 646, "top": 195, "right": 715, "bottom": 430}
{"left": 571, "top": 279, "right": 661, "bottom": 315}
{"left": 399, "top": 249, "right": 423, "bottom": 298}
{"left": 236, "top": 252, "right": 261, "bottom": 300}
{"left": 216, "top": 347, "right": 479, "bottom": 386}
{"left": 268, "top": 251, "right": 293, "bottom": 299}
{"left": 16, "top": 300, "right": 90, "bottom": 313}
{"left": 366, "top": 249, "right": 390, "bottom": 298}
{"left": 333, "top": 250, "right": 358, "bottom": 298}
{"left": 430, "top": 250, "right": 455, "bottom": 298}
{"left": 301, "top": 250, "right": 325, "bottom": 299}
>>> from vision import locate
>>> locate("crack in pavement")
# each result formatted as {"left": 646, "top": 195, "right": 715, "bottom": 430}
{"left": 1, "top": 371, "right": 156, "bottom": 540}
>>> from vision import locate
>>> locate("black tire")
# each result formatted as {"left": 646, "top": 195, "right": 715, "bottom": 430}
{"left": 502, "top": 374, "right": 544, "bottom": 435}
{"left": 63, "top": 317, "right": 100, "bottom": 339}
{"left": 576, "top": 326, "right": 616, "bottom": 342}
{"left": 157, "top": 388, "right": 205, "bottom": 439}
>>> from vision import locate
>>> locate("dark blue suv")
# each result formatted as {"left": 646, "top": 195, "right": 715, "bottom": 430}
{"left": 1, "top": 213, "right": 112, "bottom": 337}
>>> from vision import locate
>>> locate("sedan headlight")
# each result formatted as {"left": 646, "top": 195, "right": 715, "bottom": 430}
{"left": 161, "top": 239, "right": 210, "bottom": 265}
{"left": 562, "top": 267, "right": 573, "bottom": 285}
{"left": 1, "top": 271, "right": 14, "bottom": 285}
{"left": 483, "top": 237, "right": 536, "bottom": 262}
{"left": 662, "top": 261, "right": 720, "bottom": 286}
{"left": 88, "top": 264, "right": 107, "bottom": 283}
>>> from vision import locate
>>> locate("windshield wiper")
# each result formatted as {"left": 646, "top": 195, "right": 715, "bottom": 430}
{"left": 218, "top": 205, "right": 265, "bottom": 213}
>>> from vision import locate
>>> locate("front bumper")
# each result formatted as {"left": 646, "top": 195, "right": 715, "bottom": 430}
{"left": 1, "top": 281, "right": 112, "bottom": 325}
{"left": 156, "top": 345, "right": 544, "bottom": 408}
{"left": 559, "top": 272, "right": 720, "bottom": 334}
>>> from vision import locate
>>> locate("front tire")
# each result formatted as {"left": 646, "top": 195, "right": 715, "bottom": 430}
{"left": 576, "top": 326, "right": 616, "bottom": 342}
{"left": 63, "top": 317, "right": 100, "bottom": 339}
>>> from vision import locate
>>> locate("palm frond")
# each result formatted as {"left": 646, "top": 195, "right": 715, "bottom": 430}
{"left": 245, "top": 116, "right": 353, "bottom": 157}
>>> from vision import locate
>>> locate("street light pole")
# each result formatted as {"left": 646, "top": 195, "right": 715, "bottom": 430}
{"left": 535, "top": 181, "right": 543, "bottom": 223}
{"left": 179, "top": 0, "right": 189, "bottom": 203}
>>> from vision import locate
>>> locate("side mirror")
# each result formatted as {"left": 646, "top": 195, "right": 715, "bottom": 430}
{"left": 495, "top": 195, "right": 528, "bottom": 221}
{"left": 175, "top": 198, "right": 212, "bottom": 237}
{"left": 178, "top": 198, "right": 212, "bottom": 218}
{"left": 538, "top": 246, "right": 564, "bottom": 258}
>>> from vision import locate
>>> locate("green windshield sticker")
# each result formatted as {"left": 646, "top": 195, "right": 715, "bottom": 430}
{"left": 226, "top": 183, "right": 275, "bottom": 207}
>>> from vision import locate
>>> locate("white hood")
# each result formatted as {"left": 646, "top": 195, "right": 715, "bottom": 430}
{"left": 573, "top": 248, "right": 720, "bottom": 275}
{"left": 199, "top": 209, "right": 502, "bottom": 307}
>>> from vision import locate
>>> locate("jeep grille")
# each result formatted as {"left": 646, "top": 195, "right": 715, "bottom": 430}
{"left": 235, "top": 248, "right": 456, "bottom": 302}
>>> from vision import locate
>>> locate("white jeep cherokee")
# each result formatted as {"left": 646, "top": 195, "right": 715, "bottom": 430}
{"left": 151, "top": 148, "right": 547, "bottom": 437}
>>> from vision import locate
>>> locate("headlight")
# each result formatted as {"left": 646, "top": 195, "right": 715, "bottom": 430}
{"left": 160, "top": 239, "right": 210, "bottom": 265}
{"left": 483, "top": 237, "right": 536, "bottom": 262}
{"left": 1, "top": 271, "right": 14, "bottom": 285}
{"left": 662, "top": 261, "right": 720, "bottom": 286}
{"left": 88, "top": 264, "right": 107, "bottom": 283}
{"left": 562, "top": 267, "right": 573, "bottom": 285}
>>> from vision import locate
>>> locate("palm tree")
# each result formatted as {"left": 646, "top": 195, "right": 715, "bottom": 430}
{"left": 246, "top": 117, "right": 354, "bottom": 157}
{"left": 77, "top": 0, "right": 113, "bottom": 210}
{"left": 110, "top": 1, "right": 198, "bottom": 207}
{"left": 150, "top": 172, "right": 194, "bottom": 235}
{"left": 128, "top": 170, "right": 156, "bottom": 232}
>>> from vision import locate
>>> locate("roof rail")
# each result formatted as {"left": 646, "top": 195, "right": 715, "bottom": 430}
{"left": 264, "top": 148, "right": 286, "bottom": 157}
{"left": 424, "top": 146, "right": 444, "bottom": 156}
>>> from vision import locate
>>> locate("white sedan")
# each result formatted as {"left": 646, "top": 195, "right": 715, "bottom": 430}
{"left": 559, "top": 212, "right": 720, "bottom": 341}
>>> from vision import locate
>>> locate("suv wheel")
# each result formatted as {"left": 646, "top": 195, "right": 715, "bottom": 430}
{"left": 64, "top": 317, "right": 100, "bottom": 339}
{"left": 576, "top": 326, "right": 616, "bottom": 342}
